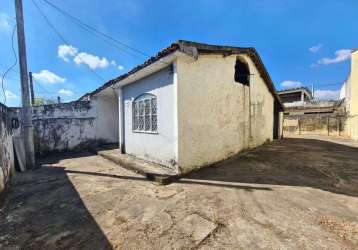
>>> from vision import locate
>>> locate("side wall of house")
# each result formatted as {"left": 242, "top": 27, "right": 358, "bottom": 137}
{"left": 95, "top": 95, "right": 119, "bottom": 143}
{"left": 176, "top": 54, "right": 274, "bottom": 173}
{"left": 122, "top": 66, "right": 177, "bottom": 168}
{"left": 348, "top": 50, "right": 358, "bottom": 140}
{"left": 0, "top": 103, "right": 15, "bottom": 197}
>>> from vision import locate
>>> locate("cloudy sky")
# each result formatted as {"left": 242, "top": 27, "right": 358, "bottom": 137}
{"left": 1, "top": 0, "right": 357, "bottom": 106}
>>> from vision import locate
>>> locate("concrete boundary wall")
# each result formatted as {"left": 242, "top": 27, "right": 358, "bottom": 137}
{"left": 13, "top": 99, "right": 118, "bottom": 155}
{"left": 0, "top": 103, "right": 15, "bottom": 198}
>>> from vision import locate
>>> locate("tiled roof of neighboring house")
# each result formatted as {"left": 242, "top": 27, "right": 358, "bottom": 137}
{"left": 80, "top": 40, "right": 284, "bottom": 110}
{"left": 277, "top": 87, "right": 312, "bottom": 94}
{"left": 277, "top": 87, "right": 313, "bottom": 99}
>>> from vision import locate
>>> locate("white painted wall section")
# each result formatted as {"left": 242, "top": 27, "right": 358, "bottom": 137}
{"left": 122, "top": 66, "right": 177, "bottom": 168}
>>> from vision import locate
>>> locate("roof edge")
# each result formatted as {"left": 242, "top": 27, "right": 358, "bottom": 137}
{"left": 80, "top": 40, "right": 284, "bottom": 111}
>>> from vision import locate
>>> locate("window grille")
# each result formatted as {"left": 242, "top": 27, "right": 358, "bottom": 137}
{"left": 133, "top": 93, "right": 157, "bottom": 133}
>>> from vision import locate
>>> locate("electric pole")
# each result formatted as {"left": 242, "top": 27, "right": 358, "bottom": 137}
{"left": 29, "top": 72, "right": 35, "bottom": 105}
{"left": 15, "top": 0, "right": 35, "bottom": 169}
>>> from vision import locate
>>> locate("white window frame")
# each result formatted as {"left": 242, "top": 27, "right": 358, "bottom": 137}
{"left": 132, "top": 93, "right": 157, "bottom": 134}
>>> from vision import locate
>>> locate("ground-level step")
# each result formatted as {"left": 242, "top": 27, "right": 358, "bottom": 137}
{"left": 96, "top": 148, "right": 179, "bottom": 184}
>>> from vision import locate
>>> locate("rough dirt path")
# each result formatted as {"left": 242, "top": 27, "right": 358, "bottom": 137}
{"left": 0, "top": 138, "right": 357, "bottom": 249}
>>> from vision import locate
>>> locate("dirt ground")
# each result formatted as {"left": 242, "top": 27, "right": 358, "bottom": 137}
{"left": 0, "top": 138, "right": 358, "bottom": 249}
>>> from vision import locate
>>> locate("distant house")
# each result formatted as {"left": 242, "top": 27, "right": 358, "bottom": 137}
{"left": 277, "top": 87, "right": 313, "bottom": 107}
{"left": 80, "top": 40, "right": 284, "bottom": 174}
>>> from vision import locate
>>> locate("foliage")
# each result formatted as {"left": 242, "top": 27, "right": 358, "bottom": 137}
{"left": 33, "top": 97, "right": 56, "bottom": 106}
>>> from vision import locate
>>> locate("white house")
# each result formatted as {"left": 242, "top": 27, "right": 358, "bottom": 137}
{"left": 80, "top": 40, "right": 284, "bottom": 174}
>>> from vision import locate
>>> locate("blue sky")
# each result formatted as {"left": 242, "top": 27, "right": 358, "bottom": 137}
{"left": 1, "top": 0, "right": 357, "bottom": 107}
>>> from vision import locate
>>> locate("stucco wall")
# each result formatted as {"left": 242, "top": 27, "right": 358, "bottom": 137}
{"left": 12, "top": 99, "right": 119, "bottom": 155}
{"left": 348, "top": 51, "right": 358, "bottom": 140}
{"left": 30, "top": 101, "right": 97, "bottom": 154}
{"left": 350, "top": 51, "right": 358, "bottom": 116}
{"left": 95, "top": 95, "right": 119, "bottom": 143}
{"left": 176, "top": 54, "right": 274, "bottom": 173}
{"left": 346, "top": 115, "right": 358, "bottom": 140}
{"left": 122, "top": 66, "right": 177, "bottom": 168}
{"left": 0, "top": 103, "right": 15, "bottom": 197}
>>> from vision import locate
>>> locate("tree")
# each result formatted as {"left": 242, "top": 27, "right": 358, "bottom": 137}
{"left": 33, "top": 97, "right": 56, "bottom": 106}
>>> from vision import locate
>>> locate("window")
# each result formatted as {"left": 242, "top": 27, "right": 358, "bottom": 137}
{"left": 234, "top": 58, "right": 250, "bottom": 85}
{"left": 133, "top": 93, "right": 157, "bottom": 133}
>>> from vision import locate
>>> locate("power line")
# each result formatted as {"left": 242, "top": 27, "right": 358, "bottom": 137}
{"left": 1, "top": 25, "right": 18, "bottom": 105}
{"left": 31, "top": 0, "right": 104, "bottom": 82}
{"left": 32, "top": 78, "right": 52, "bottom": 95}
{"left": 42, "top": 0, "right": 150, "bottom": 59}
{"left": 41, "top": 0, "right": 171, "bottom": 67}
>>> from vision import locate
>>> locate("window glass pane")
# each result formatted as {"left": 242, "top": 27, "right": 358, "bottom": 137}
{"left": 145, "top": 115, "right": 150, "bottom": 131}
{"left": 139, "top": 101, "right": 144, "bottom": 115}
{"left": 133, "top": 94, "right": 157, "bottom": 133}
{"left": 144, "top": 99, "right": 150, "bottom": 115}
{"left": 151, "top": 115, "right": 157, "bottom": 131}
{"left": 151, "top": 98, "right": 157, "bottom": 115}
{"left": 138, "top": 116, "right": 144, "bottom": 130}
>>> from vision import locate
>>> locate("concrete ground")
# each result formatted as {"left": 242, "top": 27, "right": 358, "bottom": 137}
{"left": 0, "top": 138, "right": 358, "bottom": 249}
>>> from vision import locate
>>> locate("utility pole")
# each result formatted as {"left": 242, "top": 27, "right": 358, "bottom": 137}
{"left": 15, "top": 0, "right": 35, "bottom": 169}
{"left": 29, "top": 72, "right": 35, "bottom": 105}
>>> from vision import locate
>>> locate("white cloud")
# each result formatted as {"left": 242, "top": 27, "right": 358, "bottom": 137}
{"left": 0, "top": 13, "right": 11, "bottom": 32}
{"left": 314, "top": 89, "right": 340, "bottom": 100}
{"left": 58, "top": 44, "right": 78, "bottom": 62}
{"left": 4, "top": 90, "right": 17, "bottom": 99}
{"left": 33, "top": 70, "right": 66, "bottom": 84}
{"left": 317, "top": 49, "right": 352, "bottom": 65}
{"left": 309, "top": 43, "right": 323, "bottom": 53}
{"left": 281, "top": 80, "right": 303, "bottom": 88}
{"left": 58, "top": 44, "right": 114, "bottom": 70}
{"left": 74, "top": 52, "right": 109, "bottom": 69}
{"left": 58, "top": 89, "right": 73, "bottom": 96}
{"left": 118, "top": 65, "right": 124, "bottom": 71}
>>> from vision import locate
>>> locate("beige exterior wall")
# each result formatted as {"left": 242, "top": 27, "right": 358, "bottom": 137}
{"left": 347, "top": 51, "right": 358, "bottom": 140}
{"left": 350, "top": 51, "right": 358, "bottom": 116}
{"left": 176, "top": 54, "right": 275, "bottom": 173}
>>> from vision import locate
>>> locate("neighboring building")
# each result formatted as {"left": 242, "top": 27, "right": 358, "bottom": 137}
{"left": 282, "top": 100, "right": 347, "bottom": 137}
{"left": 282, "top": 49, "right": 358, "bottom": 139}
{"left": 81, "top": 40, "right": 284, "bottom": 174}
{"left": 280, "top": 87, "right": 348, "bottom": 137}
{"left": 277, "top": 87, "right": 313, "bottom": 107}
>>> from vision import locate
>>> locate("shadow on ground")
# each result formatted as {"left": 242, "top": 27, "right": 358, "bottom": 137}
{"left": 0, "top": 164, "right": 113, "bottom": 249}
{"left": 184, "top": 138, "right": 358, "bottom": 197}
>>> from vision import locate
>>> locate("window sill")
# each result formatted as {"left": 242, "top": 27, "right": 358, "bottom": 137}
{"left": 132, "top": 130, "right": 159, "bottom": 135}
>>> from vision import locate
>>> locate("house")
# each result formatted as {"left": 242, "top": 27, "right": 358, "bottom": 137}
{"left": 282, "top": 49, "right": 358, "bottom": 139}
{"left": 81, "top": 40, "right": 284, "bottom": 174}
{"left": 277, "top": 87, "right": 313, "bottom": 107}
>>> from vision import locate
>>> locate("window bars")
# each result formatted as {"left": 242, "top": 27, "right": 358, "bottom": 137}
{"left": 133, "top": 93, "right": 157, "bottom": 133}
